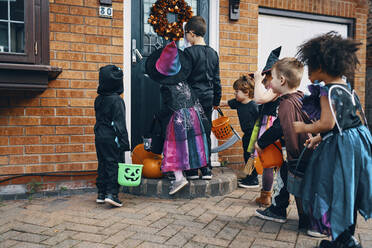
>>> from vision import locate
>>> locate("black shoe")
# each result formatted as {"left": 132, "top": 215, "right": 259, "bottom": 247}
{"left": 319, "top": 232, "right": 362, "bottom": 248}
{"left": 319, "top": 240, "right": 335, "bottom": 248}
{"left": 96, "top": 193, "right": 106, "bottom": 204}
{"left": 104, "top": 194, "right": 122, "bottom": 207}
{"left": 298, "top": 214, "right": 310, "bottom": 231}
{"left": 238, "top": 175, "right": 259, "bottom": 188}
{"left": 201, "top": 167, "right": 212, "bottom": 180}
{"left": 185, "top": 169, "right": 199, "bottom": 180}
{"left": 255, "top": 206, "right": 287, "bottom": 223}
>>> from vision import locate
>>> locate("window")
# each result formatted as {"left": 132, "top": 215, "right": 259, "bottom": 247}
{"left": 0, "top": 0, "right": 61, "bottom": 90}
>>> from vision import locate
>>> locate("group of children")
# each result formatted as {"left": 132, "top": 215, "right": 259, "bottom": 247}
{"left": 93, "top": 15, "right": 372, "bottom": 248}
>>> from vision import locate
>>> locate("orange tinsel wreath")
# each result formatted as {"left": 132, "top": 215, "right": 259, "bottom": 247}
{"left": 148, "top": 0, "right": 193, "bottom": 41}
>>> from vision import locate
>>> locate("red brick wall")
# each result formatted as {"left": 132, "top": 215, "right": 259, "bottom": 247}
{"left": 0, "top": 0, "right": 368, "bottom": 190}
{"left": 218, "top": 0, "right": 368, "bottom": 167}
{"left": 0, "top": 0, "right": 123, "bottom": 190}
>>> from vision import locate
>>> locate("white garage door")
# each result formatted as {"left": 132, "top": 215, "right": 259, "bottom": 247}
{"left": 258, "top": 14, "right": 348, "bottom": 92}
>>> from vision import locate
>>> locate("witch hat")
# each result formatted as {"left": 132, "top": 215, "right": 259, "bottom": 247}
{"left": 249, "top": 46, "right": 281, "bottom": 77}
{"left": 262, "top": 46, "right": 281, "bottom": 73}
{"left": 145, "top": 41, "right": 191, "bottom": 85}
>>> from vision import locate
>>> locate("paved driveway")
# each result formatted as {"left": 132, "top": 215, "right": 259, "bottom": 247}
{"left": 0, "top": 188, "right": 371, "bottom": 248}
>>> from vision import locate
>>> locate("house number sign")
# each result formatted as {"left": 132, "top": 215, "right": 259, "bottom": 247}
{"left": 99, "top": 6, "right": 113, "bottom": 18}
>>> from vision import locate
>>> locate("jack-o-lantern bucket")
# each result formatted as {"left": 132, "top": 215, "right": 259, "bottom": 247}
{"left": 118, "top": 163, "right": 143, "bottom": 186}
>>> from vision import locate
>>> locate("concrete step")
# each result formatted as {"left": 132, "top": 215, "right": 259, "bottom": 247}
{"left": 122, "top": 167, "right": 237, "bottom": 198}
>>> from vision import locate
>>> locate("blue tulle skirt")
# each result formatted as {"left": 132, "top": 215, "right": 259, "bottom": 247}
{"left": 301, "top": 125, "right": 372, "bottom": 239}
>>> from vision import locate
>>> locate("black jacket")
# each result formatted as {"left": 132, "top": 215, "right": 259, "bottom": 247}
{"left": 184, "top": 45, "right": 221, "bottom": 107}
{"left": 94, "top": 65, "right": 130, "bottom": 151}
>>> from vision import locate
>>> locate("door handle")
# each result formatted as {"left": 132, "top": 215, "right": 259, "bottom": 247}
{"left": 132, "top": 39, "right": 143, "bottom": 64}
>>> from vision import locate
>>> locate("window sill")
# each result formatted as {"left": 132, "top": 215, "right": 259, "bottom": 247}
{"left": 0, "top": 63, "right": 62, "bottom": 91}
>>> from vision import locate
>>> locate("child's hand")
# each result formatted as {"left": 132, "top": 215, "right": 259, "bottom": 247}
{"left": 305, "top": 135, "right": 322, "bottom": 149}
{"left": 213, "top": 105, "right": 220, "bottom": 110}
{"left": 219, "top": 101, "right": 228, "bottom": 107}
{"left": 254, "top": 142, "right": 262, "bottom": 153}
{"left": 293, "top": 121, "right": 305, "bottom": 133}
{"left": 254, "top": 70, "right": 265, "bottom": 85}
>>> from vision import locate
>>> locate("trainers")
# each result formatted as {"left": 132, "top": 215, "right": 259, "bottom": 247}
{"left": 96, "top": 193, "right": 106, "bottom": 204}
{"left": 307, "top": 229, "right": 328, "bottom": 238}
{"left": 104, "top": 194, "right": 123, "bottom": 207}
{"left": 255, "top": 207, "right": 287, "bottom": 223}
{"left": 169, "top": 178, "right": 188, "bottom": 195}
{"left": 185, "top": 169, "right": 199, "bottom": 180}
{"left": 201, "top": 167, "right": 212, "bottom": 180}
{"left": 238, "top": 175, "right": 259, "bottom": 188}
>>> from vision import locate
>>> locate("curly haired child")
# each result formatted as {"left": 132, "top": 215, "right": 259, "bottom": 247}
{"left": 294, "top": 32, "right": 372, "bottom": 248}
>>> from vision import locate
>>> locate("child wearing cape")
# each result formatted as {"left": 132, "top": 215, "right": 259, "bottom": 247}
{"left": 145, "top": 41, "right": 209, "bottom": 195}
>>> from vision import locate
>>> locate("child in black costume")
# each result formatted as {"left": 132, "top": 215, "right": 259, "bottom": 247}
{"left": 223, "top": 75, "right": 259, "bottom": 166}
{"left": 94, "top": 65, "right": 130, "bottom": 207}
{"left": 184, "top": 16, "right": 221, "bottom": 179}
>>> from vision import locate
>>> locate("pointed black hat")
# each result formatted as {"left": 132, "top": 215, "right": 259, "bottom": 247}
{"left": 262, "top": 46, "right": 281, "bottom": 73}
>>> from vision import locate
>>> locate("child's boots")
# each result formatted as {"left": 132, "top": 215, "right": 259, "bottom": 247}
{"left": 255, "top": 190, "right": 271, "bottom": 206}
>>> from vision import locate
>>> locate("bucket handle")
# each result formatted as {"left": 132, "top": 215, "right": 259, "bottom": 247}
{"left": 214, "top": 107, "right": 225, "bottom": 116}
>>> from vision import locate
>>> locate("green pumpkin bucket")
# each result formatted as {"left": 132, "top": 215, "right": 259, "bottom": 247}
{"left": 118, "top": 163, "right": 143, "bottom": 187}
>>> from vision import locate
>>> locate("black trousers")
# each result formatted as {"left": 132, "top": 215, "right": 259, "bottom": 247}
{"left": 201, "top": 105, "right": 212, "bottom": 168}
{"left": 270, "top": 162, "right": 290, "bottom": 216}
{"left": 95, "top": 139, "right": 124, "bottom": 195}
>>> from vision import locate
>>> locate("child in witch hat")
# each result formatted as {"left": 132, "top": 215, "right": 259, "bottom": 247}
{"left": 239, "top": 47, "right": 281, "bottom": 203}
{"left": 145, "top": 41, "right": 209, "bottom": 195}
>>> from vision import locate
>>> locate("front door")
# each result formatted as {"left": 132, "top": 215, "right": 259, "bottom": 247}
{"left": 130, "top": 0, "right": 209, "bottom": 149}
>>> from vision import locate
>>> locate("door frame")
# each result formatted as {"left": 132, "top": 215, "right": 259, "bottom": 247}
{"left": 123, "top": 0, "right": 220, "bottom": 163}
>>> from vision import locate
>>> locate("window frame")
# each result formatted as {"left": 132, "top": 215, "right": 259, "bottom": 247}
{"left": 0, "top": 0, "right": 35, "bottom": 63}
{"left": 0, "top": 0, "right": 61, "bottom": 91}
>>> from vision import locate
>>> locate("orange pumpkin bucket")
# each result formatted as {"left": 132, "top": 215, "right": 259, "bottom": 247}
{"left": 132, "top": 143, "right": 162, "bottom": 165}
{"left": 258, "top": 140, "right": 283, "bottom": 169}
{"left": 254, "top": 157, "right": 263, "bottom": 175}
{"left": 212, "top": 108, "right": 233, "bottom": 139}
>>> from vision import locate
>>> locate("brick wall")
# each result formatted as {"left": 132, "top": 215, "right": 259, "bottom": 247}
{"left": 0, "top": 0, "right": 368, "bottom": 191}
{"left": 218, "top": 0, "right": 368, "bottom": 167}
{"left": 0, "top": 0, "right": 123, "bottom": 192}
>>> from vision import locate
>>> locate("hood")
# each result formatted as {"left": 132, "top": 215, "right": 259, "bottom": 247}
{"left": 97, "top": 65, "right": 123, "bottom": 95}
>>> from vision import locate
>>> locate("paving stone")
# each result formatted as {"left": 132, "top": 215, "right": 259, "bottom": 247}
{"left": 173, "top": 219, "right": 206, "bottom": 229}
{"left": 42, "top": 230, "right": 76, "bottom": 245}
{"left": 130, "top": 232, "right": 168, "bottom": 243}
{"left": 261, "top": 220, "right": 282, "bottom": 234}
{"left": 102, "top": 230, "right": 136, "bottom": 245}
{"left": 196, "top": 212, "right": 217, "bottom": 224}
{"left": 65, "top": 223, "right": 101, "bottom": 233}
{"left": 72, "top": 232, "right": 107, "bottom": 242}
{"left": 115, "top": 238, "right": 143, "bottom": 248}
{"left": 74, "top": 241, "right": 113, "bottom": 248}
{"left": 99, "top": 223, "right": 128, "bottom": 236}
{"left": 149, "top": 218, "right": 174, "bottom": 229}
{"left": 53, "top": 239, "right": 80, "bottom": 248}
{"left": 276, "top": 228, "right": 298, "bottom": 243}
{"left": 216, "top": 226, "right": 240, "bottom": 241}
{"left": 5, "top": 242, "right": 48, "bottom": 248}
{"left": 157, "top": 224, "right": 183, "bottom": 237}
{"left": 165, "top": 232, "right": 192, "bottom": 247}
{"left": 11, "top": 232, "right": 49, "bottom": 243}
{"left": 184, "top": 240, "right": 207, "bottom": 248}
{"left": 228, "top": 238, "right": 254, "bottom": 248}
{"left": 192, "top": 235, "right": 230, "bottom": 247}
{"left": 125, "top": 224, "right": 161, "bottom": 234}
{"left": 12, "top": 222, "right": 50, "bottom": 235}
{"left": 0, "top": 239, "right": 19, "bottom": 248}
{"left": 252, "top": 238, "right": 295, "bottom": 248}
{"left": 137, "top": 241, "right": 173, "bottom": 248}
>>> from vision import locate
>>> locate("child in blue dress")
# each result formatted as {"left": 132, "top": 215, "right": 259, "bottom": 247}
{"left": 294, "top": 32, "right": 372, "bottom": 248}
